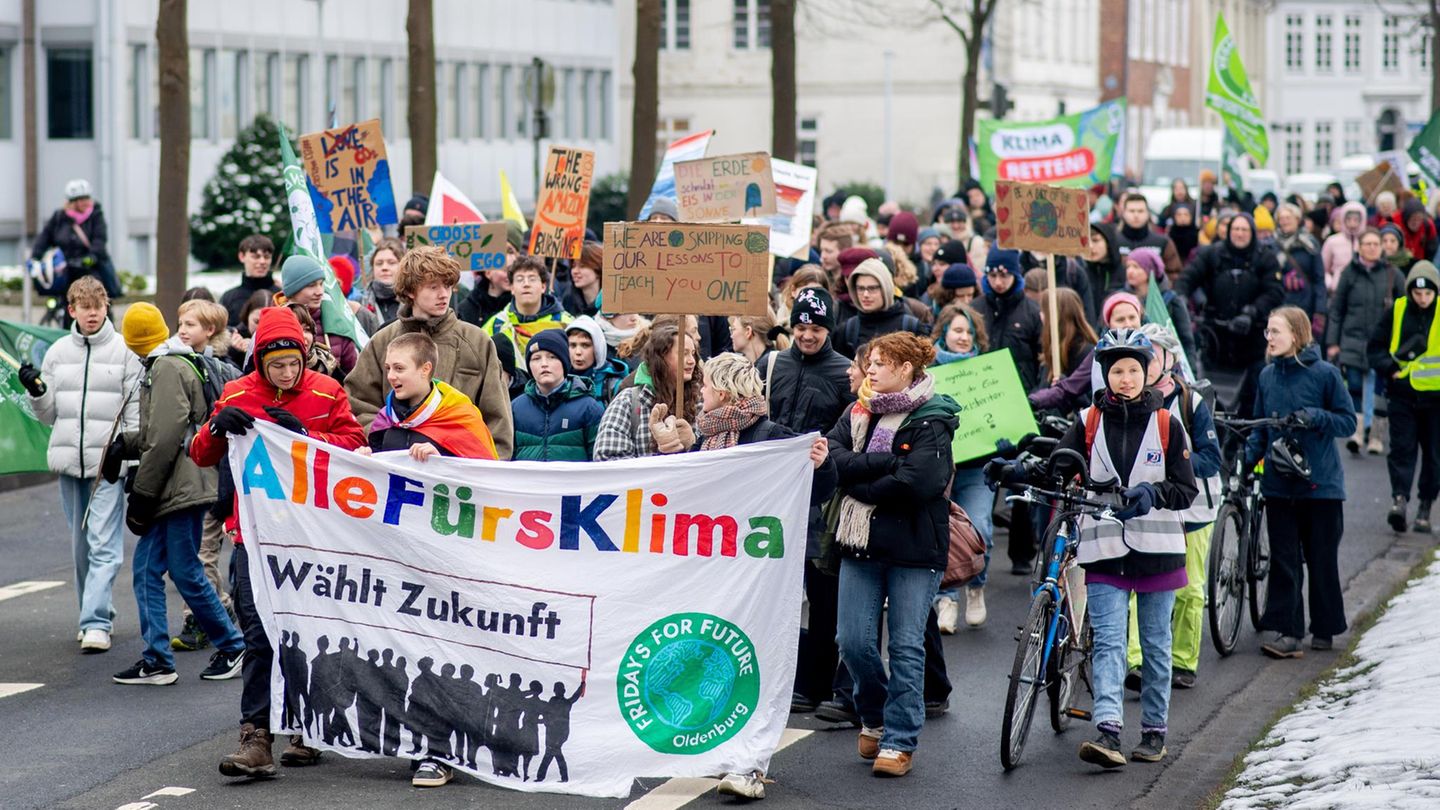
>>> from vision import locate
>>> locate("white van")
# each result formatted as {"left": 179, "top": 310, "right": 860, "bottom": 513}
{"left": 1139, "top": 128, "right": 1223, "bottom": 212}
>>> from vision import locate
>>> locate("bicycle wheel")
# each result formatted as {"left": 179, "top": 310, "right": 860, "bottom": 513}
{"left": 1207, "top": 503, "right": 1246, "bottom": 656}
{"left": 1048, "top": 608, "right": 1090, "bottom": 732}
{"left": 1001, "top": 589, "right": 1055, "bottom": 770}
{"left": 1247, "top": 500, "right": 1271, "bottom": 631}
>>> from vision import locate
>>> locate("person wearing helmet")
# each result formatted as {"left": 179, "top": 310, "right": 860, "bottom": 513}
{"left": 30, "top": 178, "right": 121, "bottom": 311}
{"left": 1246, "top": 306, "right": 1356, "bottom": 660}
{"left": 1122, "top": 324, "right": 1223, "bottom": 691}
{"left": 988, "top": 327, "right": 1197, "bottom": 768}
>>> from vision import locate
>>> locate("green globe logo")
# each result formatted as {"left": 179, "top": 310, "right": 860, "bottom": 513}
{"left": 617, "top": 612, "right": 760, "bottom": 754}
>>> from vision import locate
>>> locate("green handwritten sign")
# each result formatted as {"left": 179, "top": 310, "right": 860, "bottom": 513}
{"left": 930, "top": 348, "right": 1039, "bottom": 463}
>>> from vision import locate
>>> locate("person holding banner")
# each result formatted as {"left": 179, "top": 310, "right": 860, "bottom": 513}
{"left": 509, "top": 330, "right": 604, "bottom": 462}
{"left": 191, "top": 307, "right": 366, "bottom": 779}
{"left": 457, "top": 226, "right": 520, "bottom": 329}
{"left": 593, "top": 324, "right": 700, "bottom": 461}
{"left": 827, "top": 332, "right": 959, "bottom": 778}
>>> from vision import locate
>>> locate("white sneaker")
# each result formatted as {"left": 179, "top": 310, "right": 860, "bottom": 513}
{"left": 965, "top": 588, "right": 988, "bottom": 627}
{"left": 717, "top": 770, "right": 767, "bottom": 800}
{"left": 76, "top": 630, "right": 83, "bottom": 643}
{"left": 936, "top": 596, "right": 960, "bottom": 634}
{"left": 80, "top": 628, "right": 111, "bottom": 653}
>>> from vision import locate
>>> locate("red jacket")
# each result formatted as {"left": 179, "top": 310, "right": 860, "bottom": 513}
{"left": 189, "top": 308, "right": 365, "bottom": 542}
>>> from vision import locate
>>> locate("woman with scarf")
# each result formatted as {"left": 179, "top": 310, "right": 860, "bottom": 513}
{"left": 357, "top": 238, "right": 404, "bottom": 326}
{"left": 827, "top": 332, "right": 959, "bottom": 778}
{"left": 1162, "top": 202, "right": 1201, "bottom": 266}
{"left": 593, "top": 324, "right": 701, "bottom": 460}
{"left": 1274, "top": 203, "right": 1327, "bottom": 336}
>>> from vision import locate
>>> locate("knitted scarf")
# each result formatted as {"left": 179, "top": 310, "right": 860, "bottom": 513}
{"left": 697, "top": 395, "right": 768, "bottom": 451}
{"left": 836, "top": 373, "right": 936, "bottom": 550}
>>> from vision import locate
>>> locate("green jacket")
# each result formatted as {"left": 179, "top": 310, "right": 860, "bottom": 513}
{"left": 511, "top": 377, "right": 606, "bottom": 462}
{"left": 121, "top": 348, "right": 217, "bottom": 516}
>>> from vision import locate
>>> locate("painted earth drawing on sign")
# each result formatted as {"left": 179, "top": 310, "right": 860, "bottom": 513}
{"left": 1027, "top": 193, "right": 1060, "bottom": 238}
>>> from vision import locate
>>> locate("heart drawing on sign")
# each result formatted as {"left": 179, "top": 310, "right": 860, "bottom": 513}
{"left": 996, "top": 184, "right": 1010, "bottom": 202}
{"left": 998, "top": 227, "right": 1012, "bottom": 245}
{"left": 1080, "top": 235, "right": 1090, "bottom": 248}
{"left": 996, "top": 207, "right": 1010, "bottom": 224}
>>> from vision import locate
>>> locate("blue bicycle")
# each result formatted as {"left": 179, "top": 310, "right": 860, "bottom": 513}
{"left": 998, "top": 447, "right": 1123, "bottom": 771}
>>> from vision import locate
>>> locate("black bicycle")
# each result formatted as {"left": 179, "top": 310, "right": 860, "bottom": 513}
{"left": 1206, "top": 414, "right": 1300, "bottom": 656}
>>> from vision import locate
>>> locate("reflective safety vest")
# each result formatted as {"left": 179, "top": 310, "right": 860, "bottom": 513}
{"left": 1076, "top": 405, "right": 1187, "bottom": 565}
{"left": 1390, "top": 298, "right": 1440, "bottom": 391}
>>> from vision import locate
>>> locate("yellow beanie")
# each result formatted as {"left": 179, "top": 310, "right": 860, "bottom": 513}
{"left": 1253, "top": 206, "right": 1275, "bottom": 232}
{"left": 122, "top": 302, "right": 170, "bottom": 357}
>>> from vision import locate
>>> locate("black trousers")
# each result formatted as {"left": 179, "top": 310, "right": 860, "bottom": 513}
{"left": 233, "top": 543, "right": 274, "bottom": 729}
{"left": 1259, "top": 498, "right": 1348, "bottom": 640}
{"left": 1387, "top": 396, "right": 1440, "bottom": 502}
{"left": 794, "top": 560, "right": 841, "bottom": 704}
{"left": 1007, "top": 501, "right": 1037, "bottom": 568}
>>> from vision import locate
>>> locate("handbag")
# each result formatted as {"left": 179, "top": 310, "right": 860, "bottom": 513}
{"left": 941, "top": 474, "right": 987, "bottom": 588}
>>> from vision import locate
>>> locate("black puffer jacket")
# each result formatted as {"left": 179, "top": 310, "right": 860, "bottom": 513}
{"left": 970, "top": 279, "right": 1044, "bottom": 391}
{"left": 1327, "top": 257, "right": 1404, "bottom": 370}
{"left": 761, "top": 339, "right": 855, "bottom": 435}
{"left": 833, "top": 301, "right": 925, "bottom": 359}
{"left": 826, "top": 395, "right": 959, "bottom": 568}
{"left": 1176, "top": 226, "right": 1285, "bottom": 326}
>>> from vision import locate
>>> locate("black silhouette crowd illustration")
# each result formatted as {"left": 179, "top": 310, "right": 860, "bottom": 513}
{"left": 276, "top": 630, "right": 586, "bottom": 782}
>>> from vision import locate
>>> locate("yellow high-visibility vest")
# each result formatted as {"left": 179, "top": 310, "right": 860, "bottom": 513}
{"left": 1390, "top": 297, "right": 1440, "bottom": 390}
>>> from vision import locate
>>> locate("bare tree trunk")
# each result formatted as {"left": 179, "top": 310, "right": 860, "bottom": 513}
{"left": 155, "top": 0, "right": 189, "bottom": 321}
{"left": 771, "top": 0, "right": 797, "bottom": 161}
{"left": 628, "top": 0, "right": 661, "bottom": 218}
{"left": 959, "top": 30, "right": 981, "bottom": 184}
{"left": 407, "top": 0, "right": 437, "bottom": 195}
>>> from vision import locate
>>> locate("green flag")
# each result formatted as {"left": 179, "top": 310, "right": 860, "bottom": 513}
{"left": 975, "top": 99, "right": 1126, "bottom": 195}
{"left": 0, "top": 320, "right": 67, "bottom": 475}
{"left": 1144, "top": 283, "right": 1196, "bottom": 382}
{"left": 1205, "top": 13, "right": 1269, "bottom": 166}
{"left": 278, "top": 123, "right": 367, "bottom": 347}
{"left": 1222, "top": 128, "right": 1247, "bottom": 193}
{"left": 1408, "top": 109, "right": 1440, "bottom": 188}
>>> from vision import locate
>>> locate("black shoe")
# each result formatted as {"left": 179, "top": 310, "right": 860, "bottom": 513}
{"left": 1171, "top": 668, "right": 1196, "bottom": 689}
{"left": 1389, "top": 496, "right": 1409, "bottom": 532}
{"left": 1123, "top": 667, "right": 1142, "bottom": 693}
{"left": 813, "top": 699, "right": 860, "bottom": 726}
{"left": 1131, "top": 731, "right": 1167, "bottom": 762}
{"left": 200, "top": 648, "right": 245, "bottom": 680}
{"left": 1262, "top": 634, "right": 1305, "bottom": 659}
{"left": 113, "top": 659, "right": 179, "bottom": 685}
{"left": 1310, "top": 636, "right": 1333, "bottom": 651}
{"left": 1078, "top": 730, "right": 1126, "bottom": 768}
{"left": 171, "top": 614, "right": 210, "bottom": 652}
{"left": 1415, "top": 501, "right": 1433, "bottom": 534}
{"left": 1010, "top": 562, "right": 1032, "bottom": 576}
{"left": 924, "top": 697, "right": 950, "bottom": 718}
{"left": 790, "top": 692, "right": 817, "bottom": 713}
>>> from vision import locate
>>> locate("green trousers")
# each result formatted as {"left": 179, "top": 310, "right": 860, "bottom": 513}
{"left": 1126, "top": 523, "right": 1213, "bottom": 674}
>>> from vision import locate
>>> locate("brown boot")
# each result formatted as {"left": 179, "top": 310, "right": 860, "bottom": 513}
{"left": 219, "top": 723, "right": 275, "bottom": 778}
{"left": 279, "top": 735, "right": 322, "bottom": 767}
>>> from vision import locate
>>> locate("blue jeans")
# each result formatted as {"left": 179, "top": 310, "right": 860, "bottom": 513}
{"left": 132, "top": 506, "right": 244, "bottom": 669}
{"left": 836, "top": 558, "right": 941, "bottom": 752}
{"left": 57, "top": 474, "right": 125, "bottom": 632}
{"left": 1088, "top": 582, "right": 1174, "bottom": 732}
{"left": 1343, "top": 366, "right": 1381, "bottom": 428}
{"left": 951, "top": 466, "right": 994, "bottom": 590}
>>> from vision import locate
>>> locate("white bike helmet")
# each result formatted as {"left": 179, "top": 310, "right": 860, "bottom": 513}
{"left": 65, "top": 179, "right": 92, "bottom": 201}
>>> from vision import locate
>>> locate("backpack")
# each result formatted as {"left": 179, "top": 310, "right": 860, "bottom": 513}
{"left": 177, "top": 353, "right": 241, "bottom": 418}
{"left": 1084, "top": 406, "right": 1171, "bottom": 458}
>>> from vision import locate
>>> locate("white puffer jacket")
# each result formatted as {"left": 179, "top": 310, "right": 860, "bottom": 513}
{"left": 30, "top": 319, "right": 143, "bottom": 478}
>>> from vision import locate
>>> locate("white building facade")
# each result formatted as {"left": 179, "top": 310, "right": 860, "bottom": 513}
{"left": 1264, "top": 0, "right": 1433, "bottom": 176}
{"left": 0, "top": 0, "right": 620, "bottom": 273}
{"left": 987, "top": 0, "right": 1101, "bottom": 124}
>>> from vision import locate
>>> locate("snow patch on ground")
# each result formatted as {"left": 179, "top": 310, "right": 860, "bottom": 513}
{"left": 1221, "top": 554, "right": 1440, "bottom": 809}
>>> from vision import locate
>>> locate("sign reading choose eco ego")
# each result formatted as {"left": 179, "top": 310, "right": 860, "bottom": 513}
{"left": 602, "top": 223, "right": 771, "bottom": 316}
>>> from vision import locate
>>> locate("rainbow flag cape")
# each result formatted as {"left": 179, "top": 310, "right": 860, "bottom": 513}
{"left": 371, "top": 380, "right": 498, "bottom": 460}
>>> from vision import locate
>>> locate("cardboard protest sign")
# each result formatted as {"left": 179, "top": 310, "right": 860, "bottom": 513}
{"left": 232, "top": 422, "right": 811, "bottom": 798}
{"left": 743, "top": 158, "right": 818, "bottom": 259}
{"left": 406, "top": 223, "right": 508, "bottom": 291}
{"left": 529, "top": 146, "right": 596, "bottom": 259}
{"left": 675, "top": 152, "right": 777, "bottom": 222}
{"left": 993, "top": 181, "right": 1092, "bottom": 255}
{"left": 299, "top": 118, "right": 398, "bottom": 233}
{"left": 602, "top": 223, "right": 771, "bottom": 316}
{"left": 928, "top": 349, "right": 1039, "bottom": 464}
{"left": 1355, "top": 161, "right": 1406, "bottom": 203}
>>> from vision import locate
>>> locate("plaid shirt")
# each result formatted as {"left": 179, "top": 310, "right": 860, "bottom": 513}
{"left": 593, "top": 385, "right": 658, "bottom": 461}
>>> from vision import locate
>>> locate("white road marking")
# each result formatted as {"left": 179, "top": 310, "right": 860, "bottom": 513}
{"left": 0, "top": 580, "right": 65, "bottom": 602}
{"left": 113, "top": 804, "right": 157, "bottom": 810}
{"left": 0, "top": 683, "right": 43, "bottom": 699}
{"left": 143, "top": 787, "right": 195, "bottom": 799}
{"left": 623, "top": 727, "right": 814, "bottom": 810}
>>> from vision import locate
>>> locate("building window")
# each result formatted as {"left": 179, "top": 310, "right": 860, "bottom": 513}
{"left": 798, "top": 116, "right": 818, "bottom": 169}
{"left": 379, "top": 59, "right": 394, "bottom": 138}
{"left": 449, "top": 63, "right": 465, "bottom": 139}
{"left": 1315, "top": 16, "right": 1333, "bottom": 71}
{"left": 1383, "top": 17, "right": 1401, "bottom": 72}
{"left": 1285, "top": 14, "right": 1304, "bottom": 71}
{"left": 369, "top": 57, "right": 382, "bottom": 128}
{"left": 498, "top": 65, "right": 512, "bottom": 139}
{"left": 47, "top": 47, "right": 94, "bottom": 139}
{"left": 396, "top": 60, "right": 408, "bottom": 140}
{"left": 581, "top": 69, "right": 593, "bottom": 139}
{"left": 190, "top": 48, "right": 212, "bottom": 139}
{"left": 219, "top": 49, "right": 242, "bottom": 139}
{"left": 600, "top": 70, "right": 612, "bottom": 140}
{"left": 324, "top": 55, "right": 338, "bottom": 125}
{"left": 660, "top": 0, "right": 691, "bottom": 50}
{"left": 1344, "top": 119, "right": 1363, "bottom": 155}
{"left": 256, "top": 52, "right": 277, "bottom": 120}
{"left": 560, "top": 68, "right": 574, "bottom": 138}
{"left": 1343, "top": 15, "right": 1361, "bottom": 72}
{"left": 475, "top": 64, "right": 490, "bottom": 139}
{"left": 1315, "top": 121, "right": 1333, "bottom": 169}
{"left": 127, "top": 45, "right": 146, "bottom": 139}
{"left": 345, "top": 57, "right": 363, "bottom": 123}
{"left": 733, "top": 0, "right": 771, "bottom": 50}
{"left": 0, "top": 48, "right": 9, "bottom": 140}
{"left": 283, "top": 53, "right": 306, "bottom": 134}
{"left": 1278, "top": 122, "right": 1303, "bottom": 175}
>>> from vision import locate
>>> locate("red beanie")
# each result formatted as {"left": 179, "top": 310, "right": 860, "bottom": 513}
{"left": 837, "top": 247, "right": 879, "bottom": 278}
{"left": 887, "top": 211, "right": 919, "bottom": 247}
{"left": 328, "top": 255, "right": 356, "bottom": 296}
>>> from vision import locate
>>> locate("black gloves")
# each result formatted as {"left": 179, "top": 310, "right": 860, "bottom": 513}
{"left": 1288, "top": 408, "right": 1318, "bottom": 430}
{"left": 125, "top": 492, "right": 160, "bottom": 536}
{"left": 983, "top": 458, "right": 1014, "bottom": 490}
{"left": 100, "top": 435, "right": 126, "bottom": 484}
{"left": 1229, "top": 306, "right": 1258, "bottom": 336}
{"left": 1116, "top": 483, "right": 1159, "bottom": 521}
{"left": 17, "top": 362, "right": 45, "bottom": 396}
{"left": 265, "top": 407, "right": 307, "bottom": 435}
{"left": 208, "top": 406, "right": 255, "bottom": 439}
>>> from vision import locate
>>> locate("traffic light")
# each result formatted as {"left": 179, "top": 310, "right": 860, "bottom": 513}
{"left": 992, "top": 84, "right": 1013, "bottom": 120}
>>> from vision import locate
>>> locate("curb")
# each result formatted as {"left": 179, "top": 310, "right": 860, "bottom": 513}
{"left": 0, "top": 473, "right": 55, "bottom": 493}
{"left": 1133, "top": 529, "right": 1440, "bottom": 810}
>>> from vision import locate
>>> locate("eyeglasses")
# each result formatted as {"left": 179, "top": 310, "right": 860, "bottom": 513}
{"left": 1262, "top": 328, "right": 1287, "bottom": 338}
{"left": 854, "top": 284, "right": 883, "bottom": 294}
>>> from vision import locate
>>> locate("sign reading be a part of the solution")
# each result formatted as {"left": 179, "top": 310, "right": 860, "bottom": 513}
{"left": 602, "top": 223, "right": 771, "bottom": 316}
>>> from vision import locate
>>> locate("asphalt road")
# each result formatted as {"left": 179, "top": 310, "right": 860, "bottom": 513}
{"left": 0, "top": 441, "right": 1408, "bottom": 810}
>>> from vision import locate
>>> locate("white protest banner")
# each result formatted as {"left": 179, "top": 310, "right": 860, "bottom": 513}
{"left": 230, "top": 422, "right": 811, "bottom": 798}
{"left": 743, "top": 158, "right": 818, "bottom": 259}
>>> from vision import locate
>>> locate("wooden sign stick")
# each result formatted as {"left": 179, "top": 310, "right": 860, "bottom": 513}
{"left": 673, "top": 317, "right": 685, "bottom": 420}
{"left": 1046, "top": 253, "right": 1062, "bottom": 383}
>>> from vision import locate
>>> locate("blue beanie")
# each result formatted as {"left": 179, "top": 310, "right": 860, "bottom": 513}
{"left": 280, "top": 254, "right": 327, "bottom": 298}
{"left": 985, "top": 247, "right": 1023, "bottom": 278}
{"left": 941, "top": 263, "right": 977, "bottom": 289}
{"left": 526, "top": 328, "right": 574, "bottom": 378}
